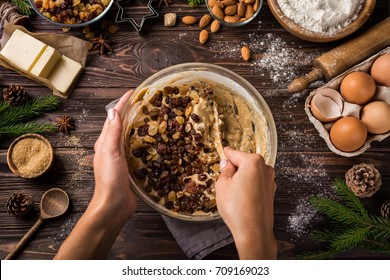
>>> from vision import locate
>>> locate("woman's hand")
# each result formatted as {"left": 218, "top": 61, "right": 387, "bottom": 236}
{"left": 55, "top": 90, "right": 136, "bottom": 259}
{"left": 216, "top": 147, "right": 277, "bottom": 260}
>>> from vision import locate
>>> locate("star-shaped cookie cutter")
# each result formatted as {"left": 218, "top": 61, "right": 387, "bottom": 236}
{"left": 114, "top": 0, "right": 159, "bottom": 32}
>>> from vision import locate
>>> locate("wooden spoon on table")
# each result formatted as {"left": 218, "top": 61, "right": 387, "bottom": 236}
{"left": 5, "top": 188, "right": 70, "bottom": 260}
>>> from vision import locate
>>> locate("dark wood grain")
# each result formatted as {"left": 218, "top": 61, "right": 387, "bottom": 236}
{"left": 0, "top": 0, "right": 389, "bottom": 260}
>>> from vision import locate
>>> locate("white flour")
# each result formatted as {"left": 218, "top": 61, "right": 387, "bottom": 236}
{"left": 277, "top": 0, "right": 364, "bottom": 34}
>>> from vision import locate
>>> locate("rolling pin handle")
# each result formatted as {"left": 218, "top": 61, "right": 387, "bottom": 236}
{"left": 288, "top": 68, "right": 324, "bottom": 93}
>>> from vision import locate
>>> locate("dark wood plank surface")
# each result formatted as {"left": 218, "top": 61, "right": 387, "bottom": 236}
{"left": 1, "top": 0, "right": 389, "bottom": 260}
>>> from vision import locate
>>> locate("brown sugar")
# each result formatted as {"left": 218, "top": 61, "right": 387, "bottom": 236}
{"left": 11, "top": 138, "right": 51, "bottom": 176}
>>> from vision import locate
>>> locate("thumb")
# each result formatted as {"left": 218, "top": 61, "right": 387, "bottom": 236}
{"left": 104, "top": 108, "right": 123, "bottom": 155}
{"left": 219, "top": 159, "right": 237, "bottom": 179}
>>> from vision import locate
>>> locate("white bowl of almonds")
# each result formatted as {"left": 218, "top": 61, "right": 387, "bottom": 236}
{"left": 206, "top": 0, "right": 263, "bottom": 27}
{"left": 121, "top": 63, "right": 277, "bottom": 221}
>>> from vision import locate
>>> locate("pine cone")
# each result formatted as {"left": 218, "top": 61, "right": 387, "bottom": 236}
{"left": 380, "top": 200, "right": 390, "bottom": 219}
{"left": 3, "top": 84, "right": 28, "bottom": 106}
{"left": 6, "top": 193, "right": 33, "bottom": 217}
{"left": 345, "top": 163, "right": 382, "bottom": 198}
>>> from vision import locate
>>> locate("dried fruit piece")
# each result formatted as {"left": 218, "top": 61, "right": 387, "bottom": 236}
{"left": 199, "top": 29, "right": 209, "bottom": 44}
{"left": 182, "top": 15, "right": 197, "bottom": 25}
{"left": 199, "top": 14, "right": 212, "bottom": 28}
{"left": 241, "top": 45, "right": 251, "bottom": 61}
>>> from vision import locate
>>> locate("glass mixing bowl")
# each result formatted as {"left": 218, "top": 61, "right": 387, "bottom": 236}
{"left": 121, "top": 63, "right": 277, "bottom": 221}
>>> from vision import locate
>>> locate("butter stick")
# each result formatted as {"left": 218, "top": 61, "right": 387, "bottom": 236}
{"left": 48, "top": 55, "right": 83, "bottom": 96}
{"left": 30, "top": 46, "right": 61, "bottom": 78}
{"left": 0, "top": 29, "right": 47, "bottom": 72}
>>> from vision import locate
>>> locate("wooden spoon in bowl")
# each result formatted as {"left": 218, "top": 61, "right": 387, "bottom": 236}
{"left": 5, "top": 188, "right": 70, "bottom": 260}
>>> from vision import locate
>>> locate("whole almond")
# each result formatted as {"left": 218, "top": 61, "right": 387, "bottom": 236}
{"left": 241, "top": 45, "right": 251, "bottom": 61}
{"left": 212, "top": 5, "right": 224, "bottom": 20}
{"left": 210, "top": 19, "right": 221, "bottom": 32}
{"left": 244, "top": 0, "right": 255, "bottom": 4}
{"left": 182, "top": 16, "right": 197, "bottom": 25}
{"left": 199, "top": 29, "right": 209, "bottom": 44}
{"left": 253, "top": 0, "right": 260, "bottom": 11}
{"left": 222, "top": 0, "right": 236, "bottom": 6}
{"left": 199, "top": 14, "right": 212, "bottom": 28}
{"left": 237, "top": 2, "right": 245, "bottom": 17}
{"left": 224, "top": 15, "right": 239, "bottom": 23}
{"left": 208, "top": 0, "right": 216, "bottom": 8}
{"left": 224, "top": 4, "right": 237, "bottom": 16}
{"left": 245, "top": 5, "right": 254, "bottom": 19}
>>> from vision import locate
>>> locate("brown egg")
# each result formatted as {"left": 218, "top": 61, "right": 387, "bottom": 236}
{"left": 370, "top": 53, "right": 390, "bottom": 87}
{"left": 361, "top": 101, "right": 390, "bottom": 134}
{"left": 330, "top": 117, "right": 367, "bottom": 152}
{"left": 340, "top": 72, "right": 376, "bottom": 105}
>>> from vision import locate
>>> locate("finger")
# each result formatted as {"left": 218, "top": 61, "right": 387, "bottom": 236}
{"left": 104, "top": 108, "right": 123, "bottom": 155}
{"left": 219, "top": 159, "right": 237, "bottom": 179}
{"left": 223, "top": 146, "right": 252, "bottom": 167}
{"left": 114, "top": 90, "right": 133, "bottom": 113}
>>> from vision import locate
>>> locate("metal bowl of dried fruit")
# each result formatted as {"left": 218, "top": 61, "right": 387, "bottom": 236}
{"left": 121, "top": 63, "right": 277, "bottom": 221}
{"left": 206, "top": 0, "right": 263, "bottom": 27}
{"left": 29, "top": 0, "right": 114, "bottom": 28}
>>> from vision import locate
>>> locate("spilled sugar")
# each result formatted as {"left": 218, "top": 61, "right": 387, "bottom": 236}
{"left": 210, "top": 33, "right": 320, "bottom": 87}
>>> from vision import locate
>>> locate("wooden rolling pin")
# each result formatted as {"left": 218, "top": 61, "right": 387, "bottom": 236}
{"left": 288, "top": 17, "right": 390, "bottom": 93}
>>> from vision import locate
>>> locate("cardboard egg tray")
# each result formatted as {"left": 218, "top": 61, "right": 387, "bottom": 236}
{"left": 305, "top": 46, "right": 390, "bottom": 157}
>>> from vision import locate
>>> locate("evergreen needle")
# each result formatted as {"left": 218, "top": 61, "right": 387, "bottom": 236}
{"left": 300, "top": 179, "right": 390, "bottom": 259}
{"left": 10, "top": 0, "right": 34, "bottom": 16}
{"left": 0, "top": 95, "right": 60, "bottom": 126}
{"left": 0, "top": 122, "right": 57, "bottom": 137}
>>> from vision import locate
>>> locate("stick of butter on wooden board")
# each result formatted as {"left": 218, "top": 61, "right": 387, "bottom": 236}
{"left": 0, "top": 26, "right": 88, "bottom": 98}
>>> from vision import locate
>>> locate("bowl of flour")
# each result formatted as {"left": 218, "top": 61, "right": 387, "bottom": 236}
{"left": 267, "top": 0, "right": 376, "bottom": 42}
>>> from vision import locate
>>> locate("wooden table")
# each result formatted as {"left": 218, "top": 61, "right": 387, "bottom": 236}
{"left": 1, "top": 0, "right": 389, "bottom": 260}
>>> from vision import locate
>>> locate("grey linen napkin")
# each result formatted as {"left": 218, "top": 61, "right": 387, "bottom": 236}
{"left": 106, "top": 98, "right": 234, "bottom": 259}
{"left": 162, "top": 216, "right": 233, "bottom": 259}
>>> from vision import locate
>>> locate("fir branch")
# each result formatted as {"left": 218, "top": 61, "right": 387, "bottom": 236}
{"left": 0, "top": 101, "right": 11, "bottom": 114}
{"left": 310, "top": 196, "right": 369, "bottom": 227}
{"left": 333, "top": 178, "right": 369, "bottom": 218}
{"left": 11, "top": 0, "right": 34, "bottom": 16}
{"left": 0, "top": 122, "right": 57, "bottom": 137}
{"left": 0, "top": 95, "right": 60, "bottom": 126}
{"left": 188, "top": 0, "right": 205, "bottom": 6}
{"left": 300, "top": 179, "right": 390, "bottom": 259}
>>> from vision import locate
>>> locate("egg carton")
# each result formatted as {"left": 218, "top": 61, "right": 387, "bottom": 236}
{"left": 305, "top": 46, "right": 390, "bottom": 157}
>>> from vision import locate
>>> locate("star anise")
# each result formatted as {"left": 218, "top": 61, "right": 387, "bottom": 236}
{"left": 154, "top": 0, "right": 172, "bottom": 7}
{"left": 90, "top": 35, "right": 113, "bottom": 55}
{"left": 55, "top": 115, "right": 75, "bottom": 134}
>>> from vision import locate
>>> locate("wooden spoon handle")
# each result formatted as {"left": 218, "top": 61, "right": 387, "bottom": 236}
{"left": 5, "top": 218, "right": 44, "bottom": 260}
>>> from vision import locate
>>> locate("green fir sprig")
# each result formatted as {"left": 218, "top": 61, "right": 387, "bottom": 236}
{"left": 300, "top": 178, "right": 390, "bottom": 259}
{"left": 0, "top": 95, "right": 60, "bottom": 138}
{"left": 188, "top": 0, "right": 205, "bottom": 7}
{"left": 10, "top": 0, "right": 34, "bottom": 16}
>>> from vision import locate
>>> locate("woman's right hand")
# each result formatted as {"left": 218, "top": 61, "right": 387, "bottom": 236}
{"left": 215, "top": 147, "right": 277, "bottom": 259}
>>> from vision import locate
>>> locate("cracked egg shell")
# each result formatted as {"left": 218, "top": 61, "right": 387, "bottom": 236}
{"left": 310, "top": 88, "right": 343, "bottom": 122}
{"left": 361, "top": 101, "right": 390, "bottom": 134}
{"left": 330, "top": 116, "right": 367, "bottom": 152}
{"left": 340, "top": 72, "right": 376, "bottom": 105}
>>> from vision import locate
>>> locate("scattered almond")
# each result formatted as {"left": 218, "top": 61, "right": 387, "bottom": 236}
{"left": 199, "top": 14, "right": 212, "bottom": 28}
{"left": 199, "top": 29, "right": 209, "bottom": 44}
{"left": 241, "top": 45, "right": 251, "bottom": 61}
{"left": 210, "top": 19, "right": 221, "bottom": 32}
{"left": 182, "top": 15, "right": 197, "bottom": 25}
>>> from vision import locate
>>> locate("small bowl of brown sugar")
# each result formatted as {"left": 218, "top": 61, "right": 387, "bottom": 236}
{"left": 7, "top": 133, "right": 54, "bottom": 179}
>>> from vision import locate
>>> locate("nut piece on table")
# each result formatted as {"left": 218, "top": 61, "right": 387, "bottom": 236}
{"left": 199, "top": 30, "right": 209, "bottom": 44}
{"left": 164, "top": 13, "right": 177, "bottom": 27}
